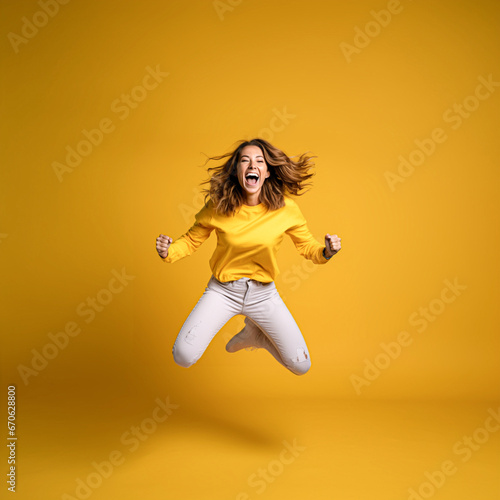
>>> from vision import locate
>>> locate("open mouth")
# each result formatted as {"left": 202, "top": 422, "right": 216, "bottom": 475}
{"left": 245, "top": 172, "right": 259, "bottom": 186}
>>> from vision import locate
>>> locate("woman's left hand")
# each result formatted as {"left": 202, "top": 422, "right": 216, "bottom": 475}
{"left": 324, "top": 234, "right": 341, "bottom": 258}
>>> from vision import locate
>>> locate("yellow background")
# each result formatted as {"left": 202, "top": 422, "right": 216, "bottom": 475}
{"left": 1, "top": 0, "right": 499, "bottom": 499}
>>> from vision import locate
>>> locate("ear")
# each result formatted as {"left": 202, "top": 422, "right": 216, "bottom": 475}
{"left": 265, "top": 170, "right": 271, "bottom": 178}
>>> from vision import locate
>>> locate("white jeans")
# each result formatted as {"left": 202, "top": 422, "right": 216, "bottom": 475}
{"left": 172, "top": 275, "right": 311, "bottom": 375}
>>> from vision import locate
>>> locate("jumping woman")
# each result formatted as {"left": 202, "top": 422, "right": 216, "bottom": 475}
{"left": 155, "top": 138, "right": 341, "bottom": 375}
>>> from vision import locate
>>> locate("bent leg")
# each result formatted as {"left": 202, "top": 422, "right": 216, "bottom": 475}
{"left": 245, "top": 290, "right": 312, "bottom": 375}
{"left": 173, "top": 280, "right": 239, "bottom": 368}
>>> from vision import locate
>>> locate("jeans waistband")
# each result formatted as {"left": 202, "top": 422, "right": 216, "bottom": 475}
{"left": 209, "top": 275, "right": 274, "bottom": 288}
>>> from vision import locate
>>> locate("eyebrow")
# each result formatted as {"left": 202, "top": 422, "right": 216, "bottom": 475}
{"left": 241, "top": 155, "right": 264, "bottom": 159}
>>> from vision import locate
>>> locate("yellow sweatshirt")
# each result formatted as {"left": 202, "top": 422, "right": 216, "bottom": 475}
{"left": 162, "top": 196, "right": 329, "bottom": 283}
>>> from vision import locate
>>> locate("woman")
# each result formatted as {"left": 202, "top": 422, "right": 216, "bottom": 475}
{"left": 155, "top": 138, "right": 341, "bottom": 375}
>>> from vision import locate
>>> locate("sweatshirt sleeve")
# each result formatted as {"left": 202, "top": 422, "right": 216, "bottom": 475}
{"left": 285, "top": 199, "right": 329, "bottom": 265}
{"left": 162, "top": 203, "right": 214, "bottom": 264}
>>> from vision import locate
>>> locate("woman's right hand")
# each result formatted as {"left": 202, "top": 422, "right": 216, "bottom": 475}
{"left": 156, "top": 234, "right": 173, "bottom": 258}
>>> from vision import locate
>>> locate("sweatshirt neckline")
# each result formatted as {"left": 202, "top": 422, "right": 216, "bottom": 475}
{"left": 240, "top": 202, "right": 265, "bottom": 211}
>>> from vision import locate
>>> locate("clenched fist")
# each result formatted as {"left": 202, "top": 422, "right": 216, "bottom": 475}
{"left": 156, "top": 234, "right": 173, "bottom": 259}
{"left": 324, "top": 234, "right": 341, "bottom": 259}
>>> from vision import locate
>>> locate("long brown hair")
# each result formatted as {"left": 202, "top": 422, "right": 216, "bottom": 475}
{"left": 201, "top": 138, "right": 316, "bottom": 216}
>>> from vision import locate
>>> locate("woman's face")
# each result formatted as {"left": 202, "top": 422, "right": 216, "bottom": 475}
{"left": 236, "top": 145, "right": 270, "bottom": 202}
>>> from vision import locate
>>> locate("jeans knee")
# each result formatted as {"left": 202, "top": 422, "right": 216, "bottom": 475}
{"left": 289, "top": 358, "right": 311, "bottom": 375}
{"left": 172, "top": 345, "right": 197, "bottom": 368}
{"left": 287, "top": 347, "right": 311, "bottom": 375}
